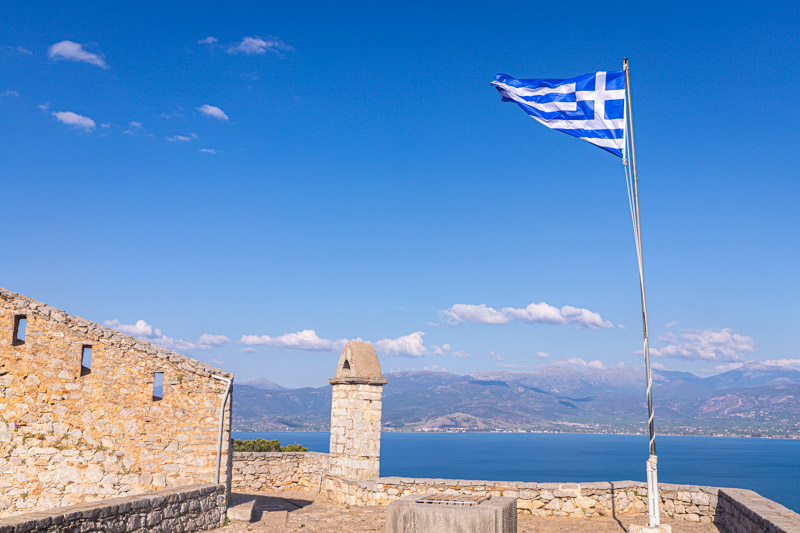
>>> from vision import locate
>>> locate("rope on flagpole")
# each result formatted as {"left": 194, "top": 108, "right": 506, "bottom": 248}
{"left": 623, "top": 118, "right": 655, "bottom": 458}
{"left": 623, "top": 57, "right": 660, "bottom": 528}
{"left": 624, "top": 138, "right": 655, "bottom": 456}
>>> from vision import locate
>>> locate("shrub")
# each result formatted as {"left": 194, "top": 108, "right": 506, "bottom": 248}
{"left": 232, "top": 438, "right": 308, "bottom": 452}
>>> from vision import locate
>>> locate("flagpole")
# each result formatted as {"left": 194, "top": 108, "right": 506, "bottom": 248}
{"left": 624, "top": 57, "right": 661, "bottom": 528}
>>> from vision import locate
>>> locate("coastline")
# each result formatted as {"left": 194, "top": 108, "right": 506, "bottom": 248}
{"left": 233, "top": 428, "right": 800, "bottom": 440}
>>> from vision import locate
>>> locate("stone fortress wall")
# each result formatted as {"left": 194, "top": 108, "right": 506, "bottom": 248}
{"left": 0, "top": 287, "right": 233, "bottom": 519}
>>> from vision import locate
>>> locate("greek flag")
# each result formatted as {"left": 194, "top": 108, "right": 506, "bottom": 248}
{"left": 491, "top": 71, "right": 626, "bottom": 157}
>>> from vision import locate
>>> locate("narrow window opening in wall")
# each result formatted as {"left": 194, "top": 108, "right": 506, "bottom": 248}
{"left": 80, "top": 346, "right": 92, "bottom": 376}
{"left": 12, "top": 315, "right": 27, "bottom": 345}
{"left": 342, "top": 359, "right": 350, "bottom": 370}
{"left": 153, "top": 372, "right": 164, "bottom": 401}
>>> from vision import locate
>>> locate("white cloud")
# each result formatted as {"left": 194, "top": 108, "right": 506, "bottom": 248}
{"left": 52, "top": 111, "right": 95, "bottom": 132}
{"left": 106, "top": 319, "right": 158, "bottom": 338}
{"left": 166, "top": 133, "right": 198, "bottom": 142}
{"left": 122, "top": 121, "right": 144, "bottom": 136}
{"left": 198, "top": 36, "right": 218, "bottom": 45}
{"left": 104, "top": 319, "right": 230, "bottom": 351}
{"left": 516, "top": 302, "right": 613, "bottom": 329}
{"left": 711, "top": 362, "right": 746, "bottom": 373}
{"left": 559, "top": 357, "right": 606, "bottom": 370}
{"left": 240, "top": 346, "right": 257, "bottom": 353}
{"left": 240, "top": 329, "right": 348, "bottom": 352}
{"left": 234, "top": 328, "right": 461, "bottom": 360}
{"left": 1, "top": 90, "right": 19, "bottom": 98}
{"left": 430, "top": 343, "right": 469, "bottom": 359}
{"left": 664, "top": 320, "right": 679, "bottom": 328}
{"left": 431, "top": 343, "right": 451, "bottom": 356}
{"left": 196, "top": 333, "right": 229, "bottom": 347}
{"left": 439, "top": 304, "right": 509, "bottom": 325}
{"left": 159, "top": 110, "right": 183, "bottom": 119}
{"left": 651, "top": 328, "right": 755, "bottom": 362}
{"left": 533, "top": 351, "right": 550, "bottom": 359}
{"left": 228, "top": 36, "right": 294, "bottom": 55}
{"left": 197, "top": 104, "right": 229, "bottom": 121}
{"left": 48, "top": 41, "right": 108, "bottom": 68}
{"left": 375, "top": 331, "right": 427, "bottom": 358}
{"left": 650, "top": 362, "right": 668, "bottom": 370}
{"left": 240, "top": 328, "right": 436, "bottom": 357}
{"left": 504, "top": 302, "right": 567, "bottom": 325}
{"left": 16, "top": 46, "right": 33, "bottom": 55}
{"left": 38, "top": 102, "right": 50, "bottom": 110}
{"left": 617, "top": 323, "right": 626, "bottom": 330}
{"left": 761, "top": 358, "right": 800, "bottom": 370}
{"left": 439, "top": 301, "right": 612, "bottom": 329}
{"left": 489, "top": 351, "right": 503, "bottom": 361}
{"left": 200, "top": 148, "right": 216, "bottom": 154}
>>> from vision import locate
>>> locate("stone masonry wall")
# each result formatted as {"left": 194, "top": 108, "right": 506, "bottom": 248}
{"left": 329, "top": 384, "right": 382, "bottom": 480}
{"left": 231, "top": 451, "right": 329, "bottom": 492}
{"left": 321, "top": 475, "right": 720, "bottom": 523}
{"left": 715, "top": 487, "right": 800, "bottom": 533}
{"left": 230, "top": 452, "right": 720, "bottom": 522}
{"left": 0, "top": 483, "right": 226, "bottom": 533}
{"left": 0, "top": 287, "right": 234, "bottom": 518}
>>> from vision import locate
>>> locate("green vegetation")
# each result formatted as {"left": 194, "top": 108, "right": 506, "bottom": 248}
{"left": 232, "top": 438, "right": 308, "bottom": 452}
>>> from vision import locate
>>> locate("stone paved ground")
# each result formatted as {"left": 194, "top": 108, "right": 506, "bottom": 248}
{"left": 218, "top": 490, "right": 721, "bottom": 533}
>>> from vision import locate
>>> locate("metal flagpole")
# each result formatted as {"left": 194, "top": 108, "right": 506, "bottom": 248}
{"left": 623, "top": 57, "right": 661, "bottom": 528}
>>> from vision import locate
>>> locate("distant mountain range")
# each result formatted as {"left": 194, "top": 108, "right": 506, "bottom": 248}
{"left": 231, "top": 362, "right": 800, "bottom": 437}
{"left": 238, "top": 377, "right": 286, "bottom": 391}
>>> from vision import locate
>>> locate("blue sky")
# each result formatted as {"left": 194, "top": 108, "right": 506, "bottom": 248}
{"left": 2, "top": 0, "right": 798, "bottom": 387}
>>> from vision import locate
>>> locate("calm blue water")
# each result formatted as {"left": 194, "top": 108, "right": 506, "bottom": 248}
{"left": 233, "top": 431, "right": 800, "bottom": 512}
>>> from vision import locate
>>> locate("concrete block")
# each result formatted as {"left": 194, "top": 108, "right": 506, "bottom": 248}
{"left": 386, "top": 495, "right": 516, "bottom": 533}
{"left": 227, "top": 494, "right": 256, "bottom": 522}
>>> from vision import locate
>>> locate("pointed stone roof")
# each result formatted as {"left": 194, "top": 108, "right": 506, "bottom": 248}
{"left": 329, "top": 341, "right": 388, "bottom": 385}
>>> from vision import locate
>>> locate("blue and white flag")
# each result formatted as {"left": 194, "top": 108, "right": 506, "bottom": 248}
{"left": 491, "top": 71, "right": 627, "bottom": 157}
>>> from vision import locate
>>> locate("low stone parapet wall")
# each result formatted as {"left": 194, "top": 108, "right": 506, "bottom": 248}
{"left": 715, "top": 487, "right": 800, "bottom": 533}
{"left": 231, "top": 451, "right": 329, "bottom": 492}
{"left": 232, "top": 451, "right": 718, "bottom": 522}
{"left": 322, "top": 475, "right": 719, "bottom": 523}
{"left": 0, "top": 484, "right": 226, "bottom": 533}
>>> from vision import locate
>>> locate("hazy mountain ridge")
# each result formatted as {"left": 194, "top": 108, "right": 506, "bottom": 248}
{"left": 232, "top": 363, "right": 800, "bottom": 436}
{"left": 238, "top": 378, "right": 287, "bottom": 390}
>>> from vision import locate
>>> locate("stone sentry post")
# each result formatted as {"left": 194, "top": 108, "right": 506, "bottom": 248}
{"left": 328, "top": 341, "right": 388, "bottom": 481}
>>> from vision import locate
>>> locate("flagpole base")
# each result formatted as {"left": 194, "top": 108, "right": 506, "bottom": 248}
{"left": 629, "top": 525, "right": 672, "bottom": 533}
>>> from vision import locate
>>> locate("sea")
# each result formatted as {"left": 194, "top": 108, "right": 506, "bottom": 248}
{"left": 232, "top": 431, "right": 800, "bottom": 513}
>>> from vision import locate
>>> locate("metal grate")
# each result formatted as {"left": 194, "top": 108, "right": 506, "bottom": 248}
{"left": 414, "top": 494, "right": 490, "bottom": 506}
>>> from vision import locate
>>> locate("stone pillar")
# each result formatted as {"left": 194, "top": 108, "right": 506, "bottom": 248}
{"left": 328, "top": 341, "right": 388, "bottom": 481}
